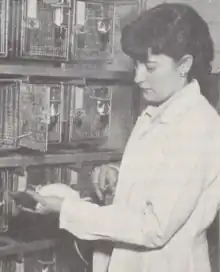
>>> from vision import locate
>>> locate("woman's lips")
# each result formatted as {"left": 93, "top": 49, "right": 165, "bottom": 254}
{"left": 138, "top": 84, "right": 151, "bottom": 90}
{"left": 141, "top": 87, "right": 152, "bottom": 93}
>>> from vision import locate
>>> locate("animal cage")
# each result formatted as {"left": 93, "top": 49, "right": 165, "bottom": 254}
{"left": 0, "top": 169, "right": 24, "bottom": 233}
{"left": 0, "top": 81, "right": 112, "bottom": 151}
{"left": 27, "top": 165, "right": 74, "bottom": 188}
{"left": 0, "top": 82, "right": 20, "bottom": 150}
{"left": 17, "top": 248, "right": 57, "bottom": 272}
{"left": 0, "top": 257, "right": 14, "bottom": 272}
{"left": 0, "top": 166, "right": 76, "bottom": 234}
{"left": 73, "top": 1, "right": 116, "bottom": 62}
{"left": 0, "top": 248, "right": 56, "bottom": 272}
{"left": 0, "top": 0, "right": 9, "bottom": 57}
{"left": 0, "top": 80, "right": 71, "bottom": 152}
{"left": 18, "top": 0, "right": 73, "bottom": 61}
{"left": 69, "top": 85, "right": 112, "bottom": 145}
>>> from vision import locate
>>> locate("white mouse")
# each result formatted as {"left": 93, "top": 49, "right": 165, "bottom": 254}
{"left": 37, "top": 183, "right": 79, "bottom": 198}
{"left": 35, "top": 183, "right": 80, "bottom": 213}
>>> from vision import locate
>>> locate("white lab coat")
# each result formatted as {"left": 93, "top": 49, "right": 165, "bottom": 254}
{"left": 60, "top": 80, "right": 220, "bottom": 272}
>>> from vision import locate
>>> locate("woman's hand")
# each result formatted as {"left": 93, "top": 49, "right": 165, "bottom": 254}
{"left": 26, "top": 190, "right": 63, "bottom": 214}
{"left": 91, "top": 163, "right": 119, "bottom": 201}
{"left": 25, "top": 184, "right": 80, "bottom": 214}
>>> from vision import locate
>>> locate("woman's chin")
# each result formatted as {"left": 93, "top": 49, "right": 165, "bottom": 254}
{"left": 143, "top": 93, "right": 155, "bottom": 104}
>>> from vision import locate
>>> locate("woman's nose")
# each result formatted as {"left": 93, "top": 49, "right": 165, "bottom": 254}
{"left": 134, "top": 63, "right": 147, "bottom": 84}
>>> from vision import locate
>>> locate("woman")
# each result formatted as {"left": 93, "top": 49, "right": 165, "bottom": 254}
{"left": 28, "top": 3, "right": 220, "bottom": 272}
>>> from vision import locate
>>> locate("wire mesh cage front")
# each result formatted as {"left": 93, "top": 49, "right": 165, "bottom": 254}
{"left": 20, "top": 248, "right": 57, "bottom": 272}
{"left": 0, "top": 0, "right": 9, "bottom": 57}
{"left": 69, "top": 85, "right": 112, "bottom": 144}
{"left": 0, "top": 169, "right": 20, "bottom": 233}
{"left": 73, "top": 1, "right": 115, "bottom": 62}
{"left": 0, "top": 248, "right": 57, "bottom": 272}
{"left": 0, "top": 82, "right": 20, "bottom": 149}
{"left": 20, "top": 0, "right": 73, "bottom": 61}
{"left": 19, "top": 81, "right": 66, "bottom": 151}
{"left": 0, "top": 257, "right": 14, "bottom": 272}
{"left": 0, "top": 81, "right": 112, "bottom": 151}
{"left": 28, "top": 165, "right": 73, "bottom": 187}
{"left": 0, "top": 81, "right": 67, "bottom": 152}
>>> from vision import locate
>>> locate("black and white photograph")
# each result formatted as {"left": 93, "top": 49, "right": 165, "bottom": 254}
{"left": 0, "top": 0, "right": 220, "bottom": 271}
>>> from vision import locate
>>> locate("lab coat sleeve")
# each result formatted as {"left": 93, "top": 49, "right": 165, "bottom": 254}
{"left": 60, "top": 124, "right": 220, "bottom": 248}
{"left": 60, "top": 198, "right": 149, "bottom": 244}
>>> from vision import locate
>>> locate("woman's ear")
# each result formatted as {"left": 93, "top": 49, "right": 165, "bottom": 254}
{"left": 178, "top": 54, "right": 193, "bottom": 76}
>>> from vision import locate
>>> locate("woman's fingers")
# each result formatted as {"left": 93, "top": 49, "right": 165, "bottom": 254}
{"left": 35, "top": 203, "right": 50, "bottom": 214}
{"left": 99, "top": 165, "right": 110, "bottom": 190}
{"left": 93, "top": 182, "right": 104, "bottom": 201}
{"left": 91, "top": 166, "right": 105, "bottom": 200}
{"left": 25, "top": 190, "right": 48, "bottom": 206}
{"left": 91, "top": 164, "right": 119, "bottom": 202}
{"left": 106, "top": 168, "right": 118, "bottom": 188}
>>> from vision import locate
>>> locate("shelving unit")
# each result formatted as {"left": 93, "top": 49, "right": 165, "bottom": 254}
{"left": 0, "top": 0, "right": 140, "bottom": 270}
{"left": 0, "top": 148, "right": 122, "bottom": 272}
{"left": 0, "top": 58, "right": 130, "bottom": 272}
{"left": 0, "top": 61, "right": 128, "bottom": 270}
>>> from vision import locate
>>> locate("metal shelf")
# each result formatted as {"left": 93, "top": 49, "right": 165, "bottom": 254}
{"left": 0, "top": 149, "right": 122, "bottom": 168}
{"left": 0, "top": 237, "right": 59, "bottom": 257}
{"left": 0, "top": 64, "right": 133, "bottom": 83}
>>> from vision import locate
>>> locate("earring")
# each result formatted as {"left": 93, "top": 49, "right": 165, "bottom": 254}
{"left": 180, "top": 71, "right": 187, "bottom": 77}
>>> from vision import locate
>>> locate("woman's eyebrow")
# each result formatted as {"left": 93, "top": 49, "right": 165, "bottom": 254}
{"left": 146, "top": 60, "right": 158, "bottom": 64}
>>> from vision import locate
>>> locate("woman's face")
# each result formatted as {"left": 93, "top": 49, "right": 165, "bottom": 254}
{"left": 134, "top": 51, "right": 188, "bottom": 105}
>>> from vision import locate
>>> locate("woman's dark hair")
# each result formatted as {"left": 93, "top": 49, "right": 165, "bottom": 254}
{"left": 121, "top": 3, "right": 214, "bottom": 85}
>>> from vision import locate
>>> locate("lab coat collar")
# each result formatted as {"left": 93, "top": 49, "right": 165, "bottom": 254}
{"left": 142, "top": 79, "right": 201, "bottom": 124}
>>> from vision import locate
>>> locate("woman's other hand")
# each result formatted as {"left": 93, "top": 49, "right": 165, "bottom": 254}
{"left": 26, "top": 190, "right": 63, "bottom": 214}
{"left": 91, "top": 163, "right": 119, "bottom": 201}
{"left": 25, "top": 184, "right": 80, "bottom": 214}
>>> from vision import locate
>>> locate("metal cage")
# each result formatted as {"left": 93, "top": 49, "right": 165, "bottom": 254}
{"left": 0, "top": 169, "right": 21, "bottom": 233}
{"left": 19, "top": 0, "right": 73, "bottom": 61}
{"left": 69, "top": 84, "right": 112, "bottom": 144}
{"left": 73, "top": 1, "right": 116, "bottom": 62}
{"left": 0, "top": 81, "right": 113, "bottom": 151}
{"left": 0, "top": 248, "right": 56, "bottom": 272}
{"left": 0, "top": 80, "right": 70, "bottom": 152}
{"left": 19, "top": 248, "right": 57, "bottom": 272}
{"left": 0, "top": 0, "right": 9, "bottom": 57}
{"left": 0, "top": 82, "right": 20, "bottom": 149}
{"left": 0, "top": 257, "right": 15, "bottom": 272}
{"left": 27, "top": 165, "right": 73, "bottom": 187}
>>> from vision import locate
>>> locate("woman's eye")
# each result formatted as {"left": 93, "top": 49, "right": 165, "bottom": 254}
{"left": 145, "top": 65, "right": 156, "bottom": 73}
